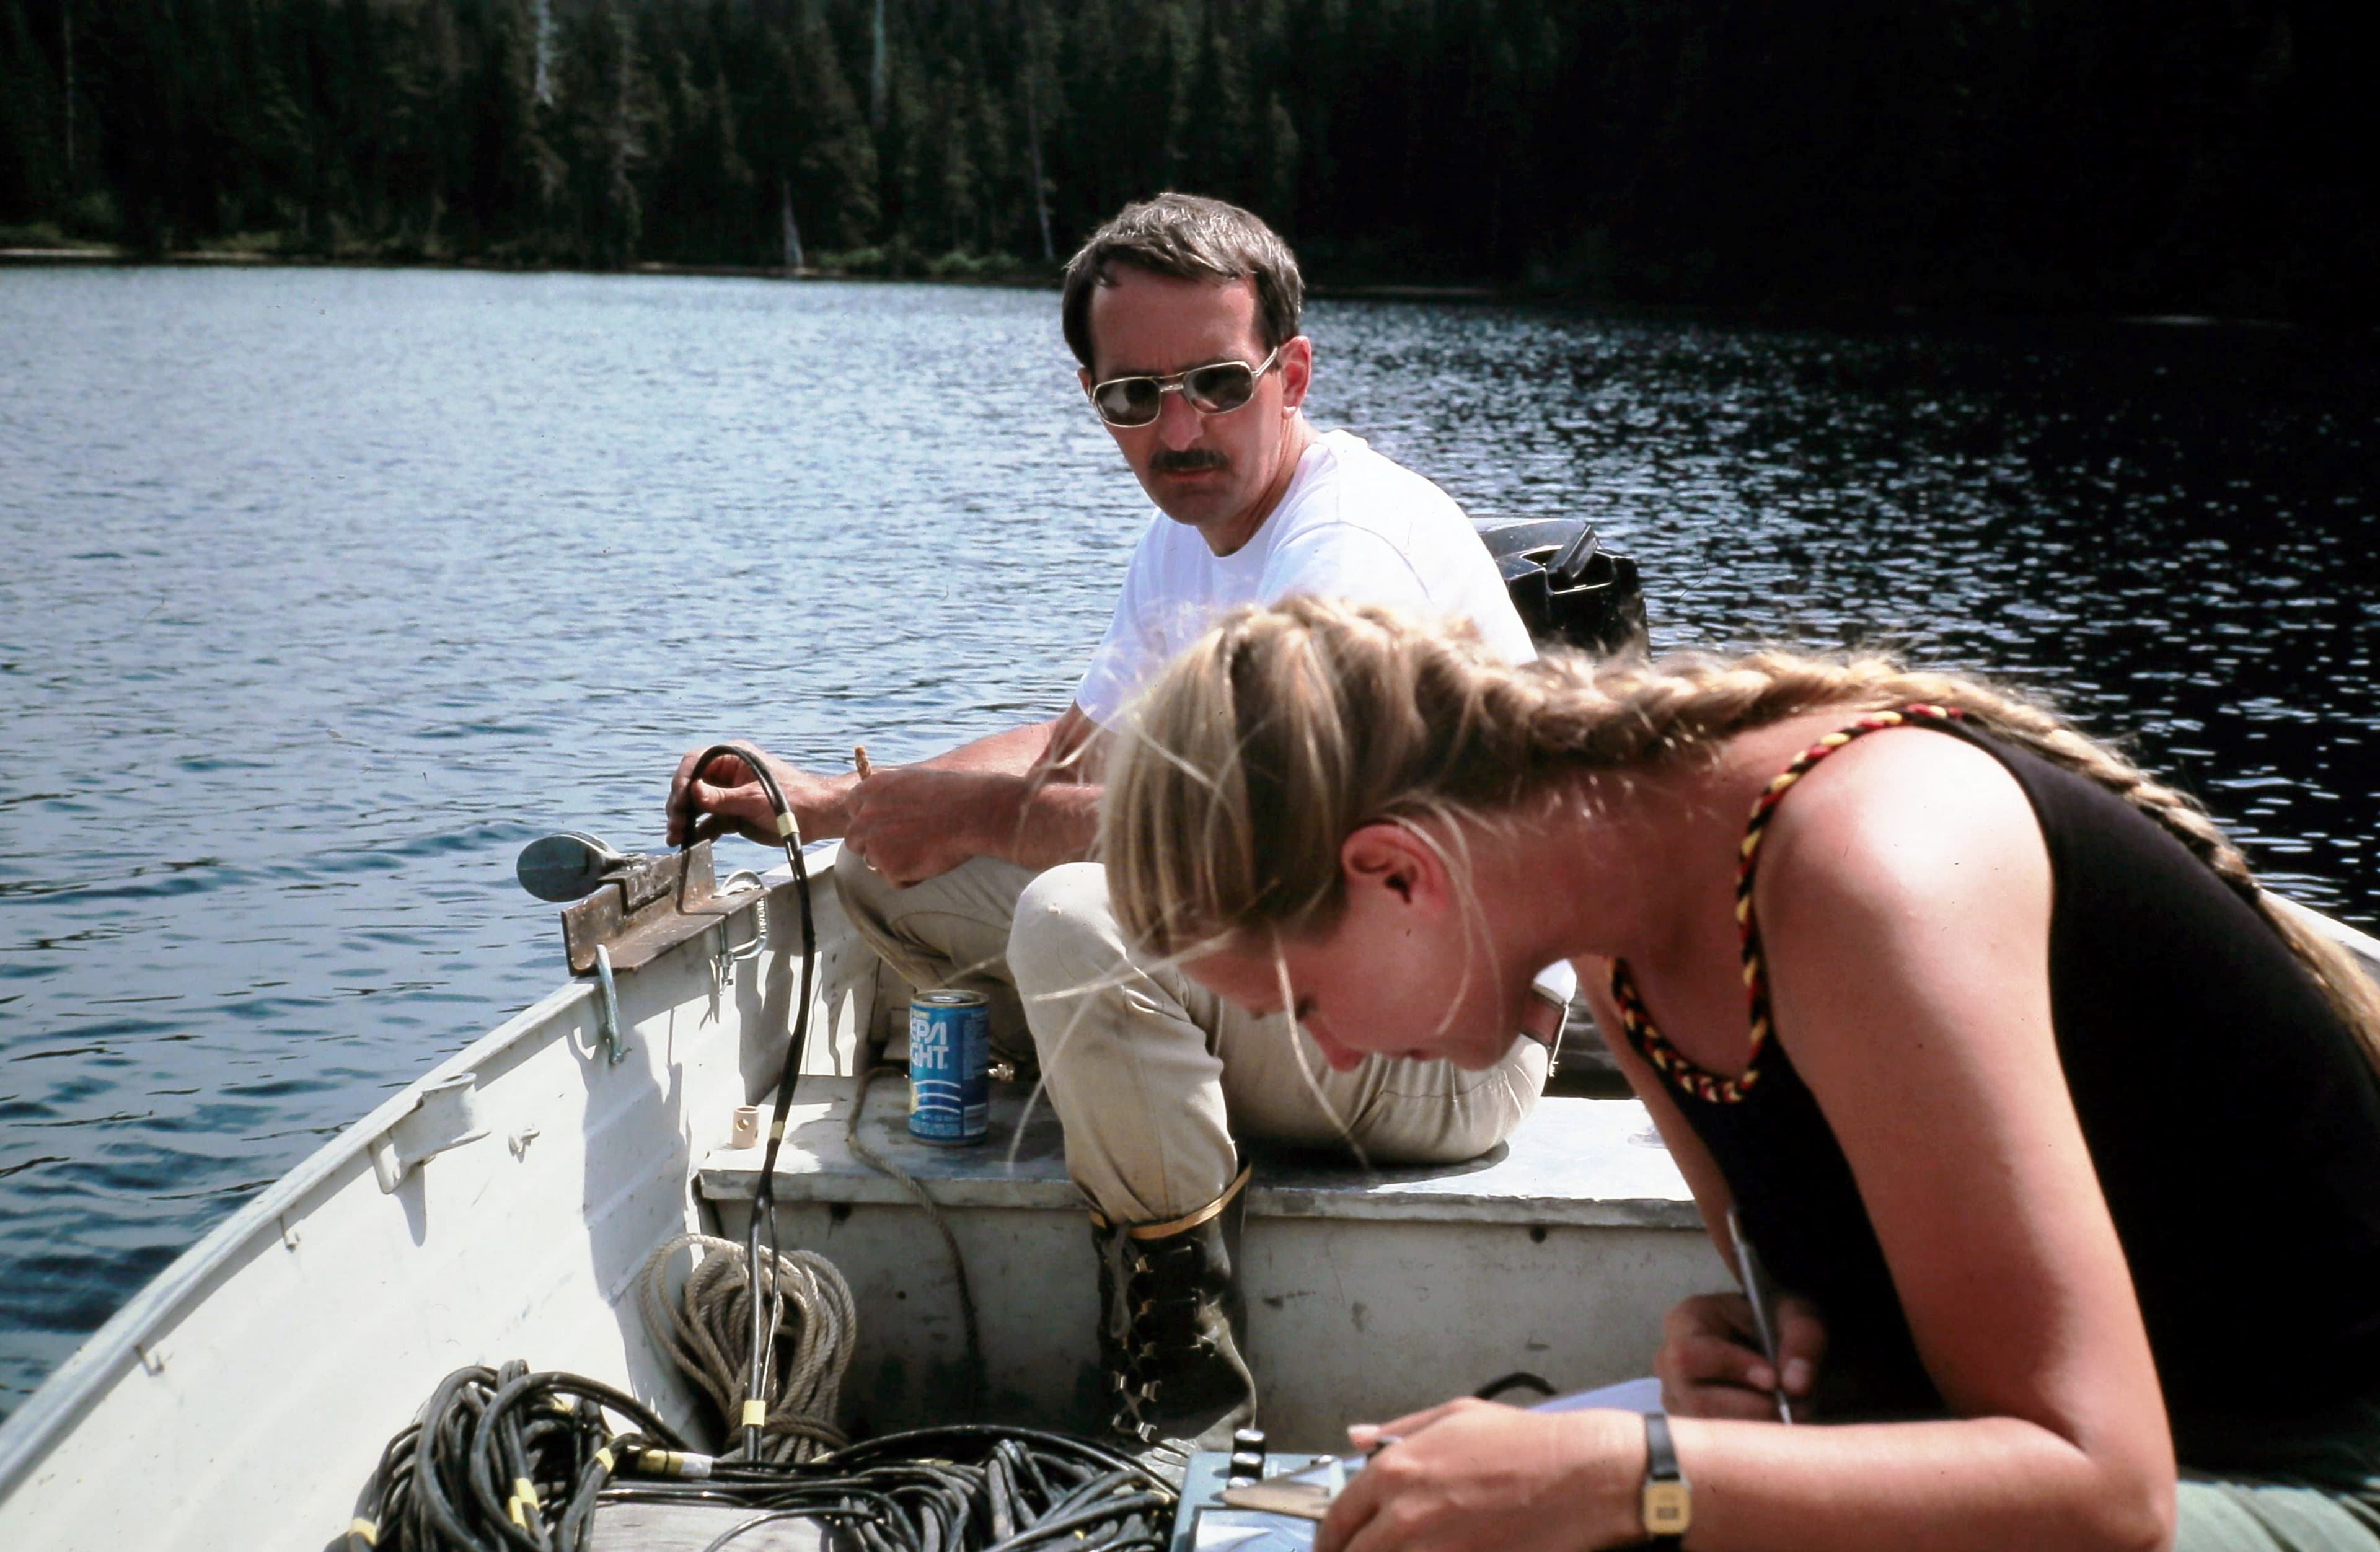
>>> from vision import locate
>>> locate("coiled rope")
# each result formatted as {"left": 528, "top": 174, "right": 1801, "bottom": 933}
{"left": 638, "top": 1233, "right": 857, "bottom": 1463}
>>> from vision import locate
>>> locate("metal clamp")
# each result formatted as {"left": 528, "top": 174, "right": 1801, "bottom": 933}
{"left": 717, "top": 870, "right": 769, "bottom": 970}
{"left": 592, "top": 943, "right": 627, "bottom": 1065}
{"left": 368, "top": 1071, "right": 490, "bottom": 1193}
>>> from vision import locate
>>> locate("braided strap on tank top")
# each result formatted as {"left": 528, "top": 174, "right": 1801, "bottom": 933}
{"left": 1611, "top": 703, "right": 1965, "bottom": 1104}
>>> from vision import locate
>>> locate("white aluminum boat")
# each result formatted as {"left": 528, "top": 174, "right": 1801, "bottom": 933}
{"left": 4, "top": 837, "right": 2373, "bottom": 1550}
{"left": 0, "top": 837, "right": 1751, "bottom": 1551}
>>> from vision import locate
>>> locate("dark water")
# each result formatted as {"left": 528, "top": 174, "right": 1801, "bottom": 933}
{"left": 1, "top": 268, "right": 2373, "bottom": 1421}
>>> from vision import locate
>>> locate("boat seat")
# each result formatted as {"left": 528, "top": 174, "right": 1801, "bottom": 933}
{"left": 695, "top": 1077, "right": 1715, "bottom": 1447}
{"left": 699, "top": 1074, "right": 1694, "bottom": 1229}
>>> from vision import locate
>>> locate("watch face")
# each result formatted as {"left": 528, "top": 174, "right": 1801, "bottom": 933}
{"left": 1643, "top": 1480, "right": 1692, "bottom": 1535}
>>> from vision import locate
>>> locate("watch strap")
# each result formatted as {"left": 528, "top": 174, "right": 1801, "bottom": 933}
{"left": 1640, "top": 1409, "right": 1690, "bottom": 1546}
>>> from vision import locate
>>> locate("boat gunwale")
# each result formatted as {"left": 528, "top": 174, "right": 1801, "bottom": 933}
{"left": 0, "top": 972, "right": 605, "bottom": 1501}
{"left": 2267, "top": 892, "right": 2380, "bottom": 974}
{"left": 0, "top": 844, "right": 841, "bottom": 1505}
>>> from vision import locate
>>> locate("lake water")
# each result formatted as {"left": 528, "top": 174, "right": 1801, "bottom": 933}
{"left": 1, "top": 267, "right": 2374, "bottom": 1420}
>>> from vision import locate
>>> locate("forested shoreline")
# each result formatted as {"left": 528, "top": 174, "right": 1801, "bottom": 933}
{"left": 1, "top": 1, "right": 2368, "bottom": 320}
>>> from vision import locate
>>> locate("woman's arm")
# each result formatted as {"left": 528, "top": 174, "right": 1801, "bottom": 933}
{"left": 1708, "top": 726, "right": 2173, "bottom": 1547}
{"left": 1326, "top": 731, "right": 2175, "bottom": 1552}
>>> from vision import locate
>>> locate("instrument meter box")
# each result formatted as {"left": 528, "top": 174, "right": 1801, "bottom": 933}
{"left": 1169, "top": 1452, "right": 1327, "bottom": 1552}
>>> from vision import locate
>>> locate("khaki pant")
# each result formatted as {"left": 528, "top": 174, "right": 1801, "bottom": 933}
{"left": 835, "top": 850, "right": 1546, "bottom": 1224}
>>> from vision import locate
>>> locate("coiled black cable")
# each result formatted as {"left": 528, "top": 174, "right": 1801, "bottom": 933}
{"left": 347, "top": 1362, "right": 685, "bottom": 1551}
{"left": 349, "top": 1365, "right": 1178, "bottom": 1552}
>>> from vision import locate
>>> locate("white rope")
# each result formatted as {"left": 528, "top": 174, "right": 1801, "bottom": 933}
{"left": 638, "top": 1232, "right": 858, "bottom": 1463}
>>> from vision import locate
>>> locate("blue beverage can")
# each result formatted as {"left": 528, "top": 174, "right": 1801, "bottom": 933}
{"left": 908, "top": 990, "right": 990, "bottom": 1145}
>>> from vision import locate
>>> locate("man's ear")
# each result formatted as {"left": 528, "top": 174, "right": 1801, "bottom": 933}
{"left": 1278, "top": 335, "right": 1313, "bottom": 412}
{"left": 1340, "top": 821, "right": 1447, "bottom": 912}
{"left": 1078, "top": 365, "right": 1095, "bottom": 395}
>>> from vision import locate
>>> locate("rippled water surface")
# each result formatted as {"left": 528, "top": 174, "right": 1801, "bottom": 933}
{"left": 2, "top": 268, "right": 2374, "bottom": 1418}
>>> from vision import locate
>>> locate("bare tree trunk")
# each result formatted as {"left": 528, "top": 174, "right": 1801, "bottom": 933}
{"left": 780, "top": 176, "right": 805, "bottom": 273}
{"left": 533, "top": 0, "right": 555, "bottom": 107}
{"left": 61, "top": 0, "right": 75, "bottom": 179}
{"left": 606, "top": 1, "right": 637, "bottom": 265}
{"left": 870, "top": 0, "right": 887, "bottom": 132}
{"left": 1023, "top": 53, "right": 1053, "bottom": 261}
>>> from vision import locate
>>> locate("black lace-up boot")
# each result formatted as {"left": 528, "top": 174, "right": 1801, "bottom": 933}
{"left": 1089, "top": 1167, "right": 1258, "bottom": 1481}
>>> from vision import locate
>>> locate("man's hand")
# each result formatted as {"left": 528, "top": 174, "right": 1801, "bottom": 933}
{"left": 845, "top": 766, "right": 1021, "bottom": 887}
{"left": 1318, "top": 1400, "right": 1639, "bottom": 1552}
{"left": 666, "top": 744, "right": 850, "bottom": 847}
{"left": 1654, "top": 1290, "right": 1827, "bottom": 1419}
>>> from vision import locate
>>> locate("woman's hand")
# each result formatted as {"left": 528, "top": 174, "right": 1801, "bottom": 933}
{"left": 1654, "top": 1291, "right": 1827, "bottom": 1419}
{"left": 1316, "top": 1400, "right": 1640, "bottom": 1552}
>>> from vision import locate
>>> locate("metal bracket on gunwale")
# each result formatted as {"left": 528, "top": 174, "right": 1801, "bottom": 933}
{"left": 368, "top": 1072, "right": 490, "bottom": 1193}
{"left": 537, "top": 837, "right": 761, "bottom": 971}
{"left": 556, "top": 840, "right": 726, "bottom": 976}
{"left": 591, "top": 944, "right": 627, "bottom": 1066}
{"left": 518, "top": 834, "right": 769, "bottom": 1065}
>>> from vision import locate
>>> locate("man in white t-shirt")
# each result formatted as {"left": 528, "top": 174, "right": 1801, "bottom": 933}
{"left": 668, "top": 195, "right": 1560, "bottom": 1468}
{"left": 1073, "top": 425, "right": 1532, "bottom": 720}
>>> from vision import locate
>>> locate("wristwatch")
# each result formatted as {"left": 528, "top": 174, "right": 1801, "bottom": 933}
{"left": 1641, "top": 1410, "right": 1690, "bottom": 1546}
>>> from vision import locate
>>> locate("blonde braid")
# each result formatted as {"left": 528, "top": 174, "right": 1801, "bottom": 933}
{"left": 1530, "top": 647, "right": 2380, "bottom": 1053}
{"left": 1101, "top": 597, "right": 2380, "bottom": 1061}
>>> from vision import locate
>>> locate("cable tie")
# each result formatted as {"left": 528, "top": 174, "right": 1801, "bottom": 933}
{"left": 775, "top": 813, "right": 798, "bottom": 839}
{"left": 742, "top": 1397, "right": 769, "bottom": 1428}
{"left": 347, "top": 1518, "right": 378, "bottom": 1547}
{"left": 594, "top": 1446, "right": 615, "bottom": 1474}
{"left": 550, "top": 1396, "right": 577, "bottom": 1415}
{"left": 769, "top": 1118, "right": 787, "bottom": 1140}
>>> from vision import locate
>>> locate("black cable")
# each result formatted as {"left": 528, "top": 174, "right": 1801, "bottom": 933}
{"left": 349, "top": 1364, "right": 687, "bottom": 1552}
{"left": 678, "top": 741, "right": 819, "bottom": 1459}
{"left": 350, "top": 1359, "right": 1183, "bottom": 1550}
{"left": 1471, "top": 1370, "right": 1557, "bottom": 1403}
{"left": 978, "top": 1492, "right": 1174, "bottom": 1552}
{"left": 679, "top": 741, "right": 987, "bottom": 1425}
{"left": 827, "top": 1424, "right": 1176, "bottom": 1494}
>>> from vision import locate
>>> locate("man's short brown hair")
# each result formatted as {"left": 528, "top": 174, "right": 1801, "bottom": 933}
{"left": 1060, "top": 193, "right": 1304, "bottom": 371}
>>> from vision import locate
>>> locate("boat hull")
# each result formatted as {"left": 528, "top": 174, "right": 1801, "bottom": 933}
{"left": 0, "top": 854, "right": 879, "bottom": 1550}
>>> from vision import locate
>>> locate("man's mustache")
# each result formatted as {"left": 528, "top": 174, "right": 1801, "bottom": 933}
{"left": 1150, "top": 448, "right": 1228, "bottom": 475}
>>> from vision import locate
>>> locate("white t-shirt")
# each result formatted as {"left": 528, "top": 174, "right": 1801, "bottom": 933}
{"left": 1075, "top": 429, "right": 1535, "bottom": 725}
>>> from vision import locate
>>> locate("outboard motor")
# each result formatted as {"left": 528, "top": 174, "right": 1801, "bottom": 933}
{"left": 1473, "top": 516, "right": 1648, "bottom": 656}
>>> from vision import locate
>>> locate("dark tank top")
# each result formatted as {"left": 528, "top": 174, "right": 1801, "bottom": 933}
{"left": 1616, "top": 711, "right": 2380, "bottom": 1457}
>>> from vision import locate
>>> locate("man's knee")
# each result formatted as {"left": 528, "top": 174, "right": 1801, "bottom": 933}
{"left": 831, "top": 839, "right": 899, "bottom": 940}
{"left": 1351, "top": 1042, "right": 1547, "bottom": 1165}
{"left": 1007, "top": 862, "right": 1124, "bottom": 997}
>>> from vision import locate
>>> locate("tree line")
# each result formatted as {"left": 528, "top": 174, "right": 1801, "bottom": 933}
{"left": 0, "top": 0, "right": 2366, "bottom": 320}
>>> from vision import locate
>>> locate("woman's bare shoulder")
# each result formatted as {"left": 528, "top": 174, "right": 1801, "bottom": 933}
{"left": 1746, "top": 721, "right": 2047, "bottom": 925}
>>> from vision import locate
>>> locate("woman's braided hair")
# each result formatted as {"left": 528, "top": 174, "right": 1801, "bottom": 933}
{"left": 1101, "top": 595, "right": 2380, "bottom": 1058}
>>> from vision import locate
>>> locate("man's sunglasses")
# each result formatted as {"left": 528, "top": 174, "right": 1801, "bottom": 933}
{"left": 1086, "top": 345, "right": 1283, "bottom": 429}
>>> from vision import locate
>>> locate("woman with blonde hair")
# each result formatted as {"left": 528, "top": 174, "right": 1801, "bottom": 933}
{"left": 1103, "top": 595, "right": 2380, "bottom": 1551}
